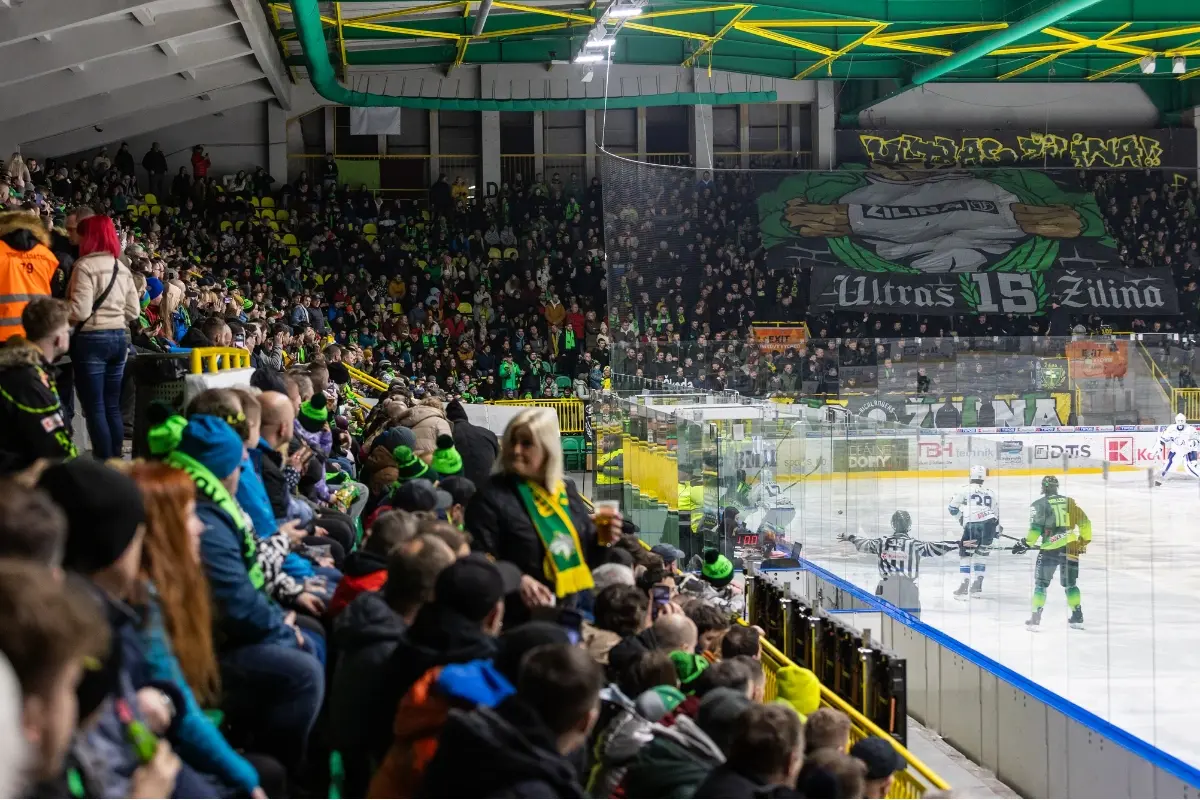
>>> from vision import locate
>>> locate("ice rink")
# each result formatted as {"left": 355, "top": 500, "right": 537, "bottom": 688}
{"left": 789, "top": 469, "right": 1200, "bottom": 768}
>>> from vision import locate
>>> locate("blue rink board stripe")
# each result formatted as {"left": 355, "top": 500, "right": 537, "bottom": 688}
{"left": 761, "top": 562, "right": 1200, "bottom": 789}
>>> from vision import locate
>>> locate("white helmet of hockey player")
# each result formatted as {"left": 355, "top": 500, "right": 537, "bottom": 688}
{"left": 1177, "top": 413, "right": 1188, "bottom": 429}
{"left": 969, "top": 465, "right": 987, "bottom": 483}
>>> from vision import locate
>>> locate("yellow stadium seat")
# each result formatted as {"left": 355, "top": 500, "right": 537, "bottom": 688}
{"left": 365, "top": 234, "right": 376, "bottom": 244}
{"left": 363, "top": 223, "right": 377, "bottom": 235}
{"left": 261, "top": 209, "right": 276, "bottom": 220}
{"left": 137, "top": 204, "right": 150, "bottom": 216}
{"left": 150, "top": 205, "right": 161, "bottom": 215}
{"left": 267, "top": 220, "right": 279, "bottom": 231}
{"left": 503, "top": 247, "right": 518, "bottom": 259}
{"left": 275, "top": 209, "right": 289, "bottom": 221}
{"left": 249, "top": 197, "right": 260, "bottom": 207}
{"left": 422, "top": 210, "right": 430, "bottom": 221}
{"left": 488, "top": 247, "right": 501, "bottom": 260}
{"left": 288, "top": 246, "right": 301, "bottom": 258}
{"left": 281, "top": 233, "right": 297, "bottom": 245}
{"left": 261, "top": 197, "right": 275, "bottom": 208}
{"left": 235, "top": 221, "right": 245, "bottom": 231}
{"left": 220, "top": 221, "right": 232, "bottom": 231}
{"left": 144, "top": 193, "right": 158, "bottom": 206}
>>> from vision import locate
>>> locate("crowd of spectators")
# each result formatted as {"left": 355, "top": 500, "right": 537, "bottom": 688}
{"left": 0, "top": 143, "right": 930, "bottom": 799}
{"left": 604, "top": 164, "right": 1198, "bottom": 395}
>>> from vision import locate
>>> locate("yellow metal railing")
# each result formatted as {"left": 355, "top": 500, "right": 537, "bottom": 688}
{"left": 1174, "top": 388, "right": 1200, "bottom": 420}
{"left": 759, "top": 637, "right": 949, "bottom": 798}
{"left": 345, "top": 363, "right": 388, "bottom": 393}
{"left": 1136, "top": 339, "right": 1177, "bottom": 413}
{"left": 188, "top": 347, "right": 251, "bottom": 374}
{"left": 488, "top": 398, "right": 584, "bottom": 433}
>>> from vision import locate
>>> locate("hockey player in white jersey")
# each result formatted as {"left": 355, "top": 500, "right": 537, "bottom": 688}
{"left": 1157, "top": 413, "right": 1200, "bottom": 485}
{"left": 948, "top": 465, "right": 1000, "bottom": 598}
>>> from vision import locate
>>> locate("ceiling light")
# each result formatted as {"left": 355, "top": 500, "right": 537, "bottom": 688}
{"left": 1140, "top": 55, "right": 1156, "bottom": 74}
{"left": 1174, "top": 56, "right": 1187, "bottom": 74}
{"left": 575, "top": 52, "right": 605, "bottom": 63}
{"left": 585, "top": 38, "right": 617, "bottom": 47}
{"left": 608, "top": 6, "right": 642, "bottom": 17}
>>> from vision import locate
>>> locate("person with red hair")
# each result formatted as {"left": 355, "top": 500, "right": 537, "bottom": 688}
{"left": 65, "top": 215, "right": 139, "bottom": 458}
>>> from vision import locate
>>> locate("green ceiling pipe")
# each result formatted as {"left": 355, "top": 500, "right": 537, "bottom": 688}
{"left": 910, "top": 0, "right": 1105, "bottom": 86}
{"left": 291, "top": 0, "right": 778, "bottom": 110}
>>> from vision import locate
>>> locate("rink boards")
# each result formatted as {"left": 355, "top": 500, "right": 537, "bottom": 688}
{"left": 785, "top": 467, "right": 1200, "bottom": 794}
{"left": 773, "top": 425, "right": 1167, "bottom": 482}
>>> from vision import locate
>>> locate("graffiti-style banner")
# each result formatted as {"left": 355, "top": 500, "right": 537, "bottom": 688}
{"left": 849, "top": 392, "right": 1074, "bottom": 429}
{"left": 807, "top": 264, "right": 1177, "bottom": 316}
{"left": 837, "top": 129, "right": 1197, "bottom": 169}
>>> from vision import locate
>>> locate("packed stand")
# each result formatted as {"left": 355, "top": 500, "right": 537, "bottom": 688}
{"left": 605, "top": 163, "right": 1193, "bottom": 396}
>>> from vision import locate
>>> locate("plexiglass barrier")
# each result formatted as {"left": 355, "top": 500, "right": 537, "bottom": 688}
{"left": 594, "top": 361, "right": 1200, "bottom": 770}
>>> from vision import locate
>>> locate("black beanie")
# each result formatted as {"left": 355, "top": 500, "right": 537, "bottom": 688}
{"left": 39, "top": 460, "right": 146, "bottom": 574}
{"left": 493, "top": 621, "right": 571, "bottom": 684}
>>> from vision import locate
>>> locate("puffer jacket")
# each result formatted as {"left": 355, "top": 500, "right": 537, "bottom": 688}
{"left": 397, "top": 399, "right": 451, "bottom": 452}
{"left": 587, "top": 687, "right": 655, "bottom": 799}
{"left": 364, "top": 442, "right": 400, "bottom": 498}
{"left": 66, "top": 251, "right": 140, "bottom": 332}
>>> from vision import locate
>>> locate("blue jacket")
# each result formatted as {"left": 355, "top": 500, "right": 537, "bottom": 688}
{"left": 242, "top": 450, "right": 314, "bottom": 580}
{"left": 138, "top": 585, "right": 259, "bottom": 794}
{"left": 197, "top": 500, "right": 294, "bottom": 650}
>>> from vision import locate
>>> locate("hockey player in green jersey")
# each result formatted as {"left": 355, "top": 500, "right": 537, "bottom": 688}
{"left": 1011, "top": 475, "right": 1092, "bottom": 631}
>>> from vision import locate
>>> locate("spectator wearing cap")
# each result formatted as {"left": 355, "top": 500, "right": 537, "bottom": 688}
{"left": 166, "top": 414, "right": 324, "bottom": 777}
{"left": 378, "top": 553, "right": 518, "bottom": 770}
{"left": 369, "top": 621, "right": 571, "bottom": 798}
{"left": 467, "top": 407, "right": 619, "bottom": 626}
{"left": 438, "top": 475, "right": 476, "bottom": 528}
{"left": 851, "top": 736, "right": 906, "bottom": 799}
{"left": 331, "top": 534, "right": 457, "bottom": 797}
{"left": 444, "top": 398, "right": 499, "bottom": 486}
{"left": 421, "top": 644, "right": 605, "bottom": 798}
{"left": 37, "top": 459, "right": 219, "bottom": 798}
{"left": 651, "top": 543, "right": 685, "bottom": 574}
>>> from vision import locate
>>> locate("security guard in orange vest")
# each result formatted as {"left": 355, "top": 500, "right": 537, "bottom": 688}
{"left": 0, "top": 212, "right": 58, "bottom": 342}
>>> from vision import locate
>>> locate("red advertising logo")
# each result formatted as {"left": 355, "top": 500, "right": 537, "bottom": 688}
{"left": 1106, "top": 437, "right": 1133, "bottom": 463}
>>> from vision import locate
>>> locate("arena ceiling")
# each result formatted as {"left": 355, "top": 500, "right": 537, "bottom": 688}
{"left": 269, "top": 0, "right": 1200, "bottom": 87}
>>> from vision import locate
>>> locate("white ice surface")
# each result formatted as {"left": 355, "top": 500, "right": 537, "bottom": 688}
{"left": 789, "top": 470, "right": 1200, "bottom": 769}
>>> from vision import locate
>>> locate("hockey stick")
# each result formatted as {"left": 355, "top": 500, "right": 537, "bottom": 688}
{"left": 776, "top": 456, "right": 825, "bottom": 494}
{"left": 997, "top": 532, "right": 1042, "bottom": 552}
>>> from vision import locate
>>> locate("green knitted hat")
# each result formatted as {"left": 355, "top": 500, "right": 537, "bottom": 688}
{"left": 298, "top": 393, "right": 329, "bottom": 433}
{"left": 431, "top": 434, "right": 463, "bottom": 477}
{"left": 670, "top": 651, "right": 710, "bottom": 690}
{"left": 391, "top": 445, "right": 429, "bottom": 482}
{"left": 701, "top": 547, "right": 734, "bottom": 588}
{"left": 146, "top": 403, "right": 187, "bottom": 457}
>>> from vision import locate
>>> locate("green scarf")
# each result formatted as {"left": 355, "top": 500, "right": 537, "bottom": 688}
{"left": 564, "top": 328, "right": 575, "bottom": 350}
{"left": 167, "top": 450, "right": 265, "bottom": 590}
{"left": 515, "top": 479, "right": 594, "bottom": 598}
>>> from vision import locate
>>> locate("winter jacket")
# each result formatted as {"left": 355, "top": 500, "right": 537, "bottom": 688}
{"left": 587, "top": 687, "right": 656, "bottom": 798}
{"left": 369, "top": 660, "right": 515, "bottom": 798}
{"left": 465, "top": 473, "right": 600, "bottom": 625}
{"left": 693, "top": 766, "right": 799, "bottom": 798}
{"left": 196, "top": 499, "right": 295, "bottom": 651}
{"left": 81, "top": 585, "right": 219, "bottom": 799}
{"left": 66, "top": 252, "right": 140, "bottom": 332}
{"left": 330, "top": 591, "right": 408, "bottom": 798}
{"left": 397, "top": 399, "right": 452, "bottom": 452}
{"left": 421, "top": 696, "right": 585, "bottom": 798}
{"left": 619, "top": 715, "right": 724, "bottom": 799}
{"left": 380, "top": 602, "right": 499, "bottom": 761}
{"left": 0, "top": 341, "right": 76, "bottom": 471}
{"left": 328, "top": 550, "right": 388, "bottom": 617}
{"left": 138, "top": 585, "right": 259, "bottom": 794}
{"left": 364, "top": 442, "right": 400, "bottom": 498}
{"left": 445, "top": 402, "right": 499, "bottom": 486}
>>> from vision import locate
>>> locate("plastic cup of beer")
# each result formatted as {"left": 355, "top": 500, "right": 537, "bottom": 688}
{"left": 594, "top": 500, "right": 620, "bottom": 544}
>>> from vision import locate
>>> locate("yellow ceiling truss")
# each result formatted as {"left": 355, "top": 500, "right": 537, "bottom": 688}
{"left": 269, "top": 2, "right": 1200, "bottom": 83}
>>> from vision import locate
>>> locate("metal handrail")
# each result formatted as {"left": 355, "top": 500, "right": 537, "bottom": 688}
{"left": 188, "top": 347, "right": 251, "bottom": 374}
{"left": 759, "top": 636, "right": 950, "bottom": 797}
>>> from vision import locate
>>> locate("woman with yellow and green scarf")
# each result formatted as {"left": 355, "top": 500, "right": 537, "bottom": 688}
{"left": 464, "top": 406, "right": 620, "bottom": 625}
